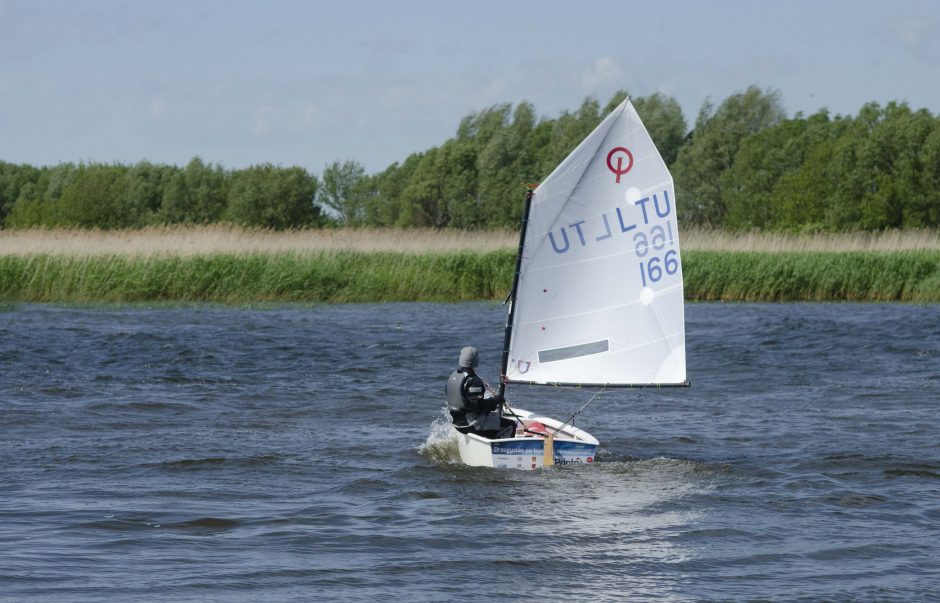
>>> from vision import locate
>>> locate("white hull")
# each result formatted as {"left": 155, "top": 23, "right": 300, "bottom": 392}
{"left": 455, "top": 408, "right": 599, "bottom": 471}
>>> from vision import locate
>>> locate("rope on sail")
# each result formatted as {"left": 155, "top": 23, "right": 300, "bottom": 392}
{"left": 551, "top": 388, "right": 606, "bottom": 437}
{"left": 485, "top": 374, "right": 606, "bottom": 440}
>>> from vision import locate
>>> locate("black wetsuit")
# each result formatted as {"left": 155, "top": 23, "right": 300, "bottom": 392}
{"left": 445, "top": 368, "right": 512, "bottom": 438}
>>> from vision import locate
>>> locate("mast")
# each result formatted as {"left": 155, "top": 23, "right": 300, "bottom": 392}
{"left": 499, "top": 185, "right": 536, "bottom": 397}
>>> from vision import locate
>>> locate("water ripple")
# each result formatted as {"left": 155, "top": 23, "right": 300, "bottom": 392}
{"left": 1, "top": 302, "right": 939, "bottom": 602}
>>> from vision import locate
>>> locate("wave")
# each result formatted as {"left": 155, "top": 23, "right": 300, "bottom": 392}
{"left": 417, "top": 412, "right": 461, "bottom": 466}
{"left": 146, "top": 454, "right": 285, "bottom": 470}
{"left": 75, "top": 515, "right": 240, "bottom": 533}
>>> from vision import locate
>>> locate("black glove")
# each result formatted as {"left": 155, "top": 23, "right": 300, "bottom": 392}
{"left": 479, "top": 394, "right": 504, "bottom": 413}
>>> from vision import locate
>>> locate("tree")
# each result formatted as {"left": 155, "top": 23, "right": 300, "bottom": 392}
{"left": 633, "top": 92, "right": 687, "bottom": 167}
{"left": 4, "top": 89, "right": 939, "bottom": 233}
{"left": 158, "top": 157, "right": 227, "bottom": 224}
{"left": 538, "top": 97, "right": 602, "bottom": 177}
{"left": 853, "top": 102, "right": 939, "bottom": 229}
{"left": 159, "top": 170, "right": 190, "bottom": 224}
{"left": 56, "top": 164, "right": 134, "bottom": 228}
{"left": 673, "top": 86, "right": 786, "bottom": 227}
{"left": 0, "top": 162, "right": 41, "bottom": 225}
{"left": 359, "top": 153, "right": 423, "bottom": 226}
{"left": 123, "top": 161, "right": 175, "bottom": 226}
{"left": 723, "top": 110, "right": 842, "bottom": 230}
{"left": 396, "top": 147, "right": 448, "bottom": 227}
{"left": 225, "top": 164, "right": 320, "bottom": 229}
{"left": 918, "top": 126, "right": 940, "bottom": 227}
{"left": 2, "top": 163, "right": 79, "bottom": 228}
{"left": 316, "top": 160, "right": 367, "bottom": 225}
{"left": 478, "top": 101, "right": 540, "bottom": 227}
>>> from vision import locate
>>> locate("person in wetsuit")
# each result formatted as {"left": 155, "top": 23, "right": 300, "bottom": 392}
{"left": 445, "top": 346, "right": 514, "bottom": 439}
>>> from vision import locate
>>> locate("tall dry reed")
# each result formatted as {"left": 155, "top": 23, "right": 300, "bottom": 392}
{"left": 2, "top": 225, "right": 940, "bottom": 257}
{"left": 0, "top": 225, "right": 516, "bottom": 257}
{"left": 681, "top": 228, "right": 940, "bottom": 252}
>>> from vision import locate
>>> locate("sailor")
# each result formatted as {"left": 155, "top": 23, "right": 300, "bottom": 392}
{"left": 445, "top": 346, "right": 513, "bottom": 438}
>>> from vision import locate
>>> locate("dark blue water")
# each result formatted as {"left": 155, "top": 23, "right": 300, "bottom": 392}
{"left": 1, "top": 302, "right": 938, "bottom": 602}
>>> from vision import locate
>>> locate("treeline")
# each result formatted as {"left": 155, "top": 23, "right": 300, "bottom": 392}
{"left": 681, "top": 89, "right": 940, "bottom": 231}
{"left": 0, "top": 160, "right": 324, "bottom": 230}
{"left": 2, "top": 86, "right": 939, "bottom": 231}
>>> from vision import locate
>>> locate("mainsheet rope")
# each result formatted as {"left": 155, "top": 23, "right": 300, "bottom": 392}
{"left": 482, "top": 376, "right": 604, "bottom": 438}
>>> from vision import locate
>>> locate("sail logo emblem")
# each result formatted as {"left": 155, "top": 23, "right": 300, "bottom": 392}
{"left": 606, "top": 147, "right": 634, "bottom": 183}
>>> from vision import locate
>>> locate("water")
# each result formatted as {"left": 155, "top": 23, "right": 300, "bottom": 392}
{"left": 1, "top": 302, "right": 938, "bottom": 602}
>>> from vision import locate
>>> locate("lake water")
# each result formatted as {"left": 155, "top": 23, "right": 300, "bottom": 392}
{"left": 1, "top": 302, "right": 938, "bottom": 602}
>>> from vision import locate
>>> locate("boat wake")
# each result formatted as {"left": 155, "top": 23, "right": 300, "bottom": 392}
{"left": 418, "top": 408, "right": 461, "bottom": 465}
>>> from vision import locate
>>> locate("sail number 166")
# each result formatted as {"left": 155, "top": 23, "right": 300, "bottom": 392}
{"left": 638, "top": 250, "right": 679, "bottom": 286}
{"left": 635, "top": 222, "right": 678, "bottom": 286}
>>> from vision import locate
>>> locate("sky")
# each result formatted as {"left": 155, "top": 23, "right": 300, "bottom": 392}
{"left": 2, "top": 0, "right": 939, "bottom": 174}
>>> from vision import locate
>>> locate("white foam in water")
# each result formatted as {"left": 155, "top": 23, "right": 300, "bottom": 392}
{"left": 418, "top": 406, "right": 461, "bottom": 464}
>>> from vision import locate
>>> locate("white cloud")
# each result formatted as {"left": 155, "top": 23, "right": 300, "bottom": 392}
{"left": 150, "top": 97, "right": 167, "bottom": 119}
{"left": 581, "top": 57, "right": 623, "bottom": 92}
{"left": 897, "top": 15, "right": 928, "bottom": 47}
{"left": 894, "top": 14, "right": 939, "bottom": 63}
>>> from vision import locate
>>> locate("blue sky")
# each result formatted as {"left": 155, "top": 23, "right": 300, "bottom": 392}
{"left": 1, "top": 0, "right": 938, "bottom": 174}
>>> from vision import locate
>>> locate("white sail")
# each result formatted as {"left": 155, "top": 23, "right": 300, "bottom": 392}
{"left": 505, "top": 99, "right": 686, "bottom": 386}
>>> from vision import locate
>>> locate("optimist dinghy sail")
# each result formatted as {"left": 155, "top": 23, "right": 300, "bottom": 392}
{"left": 451, "top": 97, "right": 686, "bottom": 470}
{"left": 501, "top": 98, "right": 687, "bottom": 389}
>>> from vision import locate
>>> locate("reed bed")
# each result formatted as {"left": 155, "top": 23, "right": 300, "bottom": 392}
{"left": 1, "top": 249, "right": 939, "bottom": 303}
{"left": 0, "top": 251, "right": 515, "bottom": 303}
{"left": 681, "top": 228, "right": 940, "bottom": 253}
{"left": 2, "top": 226, "right": 939, "bottom": 303}
{"left": 683, "top": 251, "right": 940, "bottom": 302}
{"left": 3, "top": 225, "right": 940, "bottom": 257}
{"left": 0, "top": 225, "right": 517, "bottom": 257}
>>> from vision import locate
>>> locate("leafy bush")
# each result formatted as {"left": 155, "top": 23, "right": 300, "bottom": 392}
{"left": 225, "top": 165, "right": 321, "bottom": 229}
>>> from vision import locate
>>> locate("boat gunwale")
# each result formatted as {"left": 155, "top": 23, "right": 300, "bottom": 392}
{"left": 457, "top": 408, "right": 600, "bottom": 447}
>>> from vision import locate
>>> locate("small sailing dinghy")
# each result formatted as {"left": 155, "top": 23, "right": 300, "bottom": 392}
{"left": 454, "top": 97, "right": 688, "bottom": 470}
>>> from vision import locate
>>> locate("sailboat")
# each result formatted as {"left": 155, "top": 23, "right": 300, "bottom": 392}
{"left": 453, "top": 98, "right": 688, "bottom": 470}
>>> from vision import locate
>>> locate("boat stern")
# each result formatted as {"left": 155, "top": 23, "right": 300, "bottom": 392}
{"left": 455, "top": 426, "right": 598, "bottom": 471}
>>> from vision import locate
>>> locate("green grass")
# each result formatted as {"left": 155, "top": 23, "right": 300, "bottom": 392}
{"left": 683, "top": 251, "right": 940, "bottom": 302}
{"left": 0, "top": 251, "right": 515, "bottom": 303}
{"left": 1, "top": 250, "right": 938, "bottom": 303}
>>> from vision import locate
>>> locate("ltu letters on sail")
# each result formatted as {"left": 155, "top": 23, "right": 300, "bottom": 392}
{"left": 547, "top": 190, "right": 673, "bottom": 254}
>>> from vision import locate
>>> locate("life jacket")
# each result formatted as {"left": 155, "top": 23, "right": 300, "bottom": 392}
{"left": 445, "top": 368, "right": 485, "bottom": 413}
